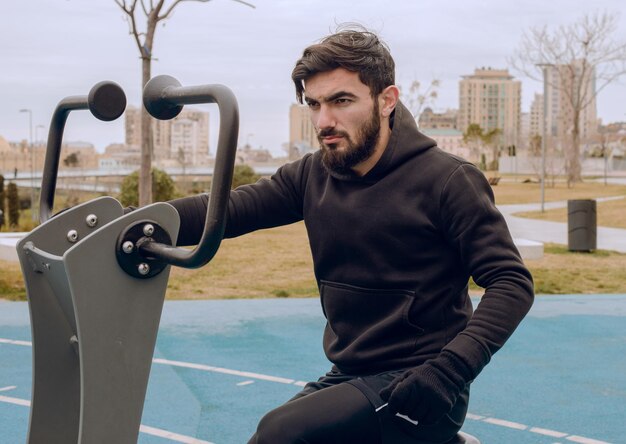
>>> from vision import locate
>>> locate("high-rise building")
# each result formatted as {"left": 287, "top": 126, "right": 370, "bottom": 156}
{"left": 125, "top": 106, "right": 210, "bottom": 166}
{"left": 289, "top": 104, "right": 318, "bottom": 160}
{"left": 528, "top": 61, "right": 598, "bottom": 151}
{"left": 547, "top": 61, "right": 598, "bottom": 145}
{"left": 125, "top": 106, "right": 141, "bottom": 148}
{"left": 529, "top": 93, "right": 544, "bottom": 138}
{"left": 458, "top": 68, "right": 521, "bottom": 150}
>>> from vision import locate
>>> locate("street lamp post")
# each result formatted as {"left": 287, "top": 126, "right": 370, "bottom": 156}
{"left": 536, "top": 64, "right": 553, "bottom": 213}
{"left": 19, "top": 108, "right": 36, "bottom": 221}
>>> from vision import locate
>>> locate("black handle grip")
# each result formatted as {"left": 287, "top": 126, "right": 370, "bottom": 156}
{"left": 40, "top": 81, "right": 126, "bottom": 223}
{"left": 140, "top": 75, "right": 239, "bottom": 268}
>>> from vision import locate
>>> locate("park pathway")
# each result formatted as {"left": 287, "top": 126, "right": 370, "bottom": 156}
{"left": 499, "top": 195, "right": 626, "bottom": 253}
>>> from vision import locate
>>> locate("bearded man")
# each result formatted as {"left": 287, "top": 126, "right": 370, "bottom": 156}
{"left": 170, "top": 27, "right": 534, "bottom": 444}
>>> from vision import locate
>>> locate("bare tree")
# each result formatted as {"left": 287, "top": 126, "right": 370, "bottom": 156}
{"left": 400, "top": 79, "right": 440, "bottom": 119}
{"left": 510, "top": 11, "right": 626, "bottom": 186}
{"left": 114, "top": 0, "right": 254, "bottom": 205}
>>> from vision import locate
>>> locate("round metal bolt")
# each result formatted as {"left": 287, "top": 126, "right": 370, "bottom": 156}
{"left": 122, "top": 241, "right": 134, "bottom": 254}
{"left": 86, "top": 214, "right": 98, "bottom": 227}
{"left": 143, "top": 224, "right": 155, "bottom": 237}
{"left": 67, "top": 230, "right": 79, "bottom": 243}
{"left": 138, "top": 263, "right": 150, "bottom": 276}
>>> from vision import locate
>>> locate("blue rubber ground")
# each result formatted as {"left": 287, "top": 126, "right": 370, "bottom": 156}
{"left": 1, "top": 295, "right": 624, "bottom": 443}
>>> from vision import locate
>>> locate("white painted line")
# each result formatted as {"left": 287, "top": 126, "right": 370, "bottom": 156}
{"left": 0, "top": 337, "right": 615, "bottom": 444}
{"left": 236, "top": 380, "right": 255, "bottom": 386}
{"left": 0, "top": 338, "right": 32, "bottom": 347}
{"left": 567, "top": 435, "right": 611, "bottom": 444}
{"left": 153, "top": 358, "right": 297, "bottom": 385}
{"left": 465, "top": 413, "right": 485, "bottom": 420}
{"left": 139, "top": 425, "right": 215, "bottom": 444}
{"left": 483, "top": 417, "right": 528, "bottom": 430}
{"left": 0, "top": 386, "right": 17, "bottom": 392}
{"left": 0, "top": 395, "right": 30, "bottom": 407}
{"left": 529, "top": 427, "right": 568, "bottom": 438}
{"left": 0, "top": 395, "right": 216, "bottom": 444}
{"left": 0, "top": 335, "right": 307, "bottom": 388}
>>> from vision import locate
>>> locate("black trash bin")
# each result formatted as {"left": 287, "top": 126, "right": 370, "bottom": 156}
{"left": 567, "top": 199, "right": 596, "bottom": 252}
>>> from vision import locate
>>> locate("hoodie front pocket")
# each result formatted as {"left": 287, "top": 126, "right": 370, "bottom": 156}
{"left": 320, "top": 280, "right": 423, "bottom": 369}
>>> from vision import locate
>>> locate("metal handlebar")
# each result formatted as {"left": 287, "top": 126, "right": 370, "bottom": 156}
{"left": 40, "top": 81, "right": 126, "bottom": 223}
{"left": 138, "top": 75, "right": 239, "bottom": 269}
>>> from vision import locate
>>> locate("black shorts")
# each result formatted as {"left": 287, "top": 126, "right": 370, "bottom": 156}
{"left": 291, "top": 367, "right": 470, "bottom": 444}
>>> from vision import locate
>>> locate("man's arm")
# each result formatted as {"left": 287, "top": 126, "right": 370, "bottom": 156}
{"left": 381, "top": 163, "right": 534, "bottom": 423}
{"left": 439, "top": 163, "right": 534, "bottom": 376}
{"left": 168, "top": 155, "right": 311, "bottom": 246}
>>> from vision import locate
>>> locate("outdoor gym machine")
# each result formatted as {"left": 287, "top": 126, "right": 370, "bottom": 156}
{"left": 17, "top": 76, "right": 238, "bottom": 444}
{"left": 16, "top": 77, "right": 481, "bottom": 444}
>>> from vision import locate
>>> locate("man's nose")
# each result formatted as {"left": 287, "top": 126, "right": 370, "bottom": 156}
{"left": 315, "top": 105, "right": 335, "bottom": 130}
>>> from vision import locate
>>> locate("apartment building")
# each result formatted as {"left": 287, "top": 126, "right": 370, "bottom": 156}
{"left": 421, "top": 128, "right": 470, "bottom": 161}
{"left": 288, "top": 104, "right": 318, "bottom": 160}
{"left": 0, "top": 137, "right": 98, "bottom": 175}
{"left": 458, "top": 68, "right": 521, "bottom": 150}
{"left": 125, "top": 106, "right": 210, "bottom": 166}
{"left": 528, "top": 61, "right": 599, "bottom": 155}
{"left": 418, "top": 108, "right": 458, "bottom": 130}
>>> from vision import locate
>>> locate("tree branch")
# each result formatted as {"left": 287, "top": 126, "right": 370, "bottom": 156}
{"left": 140, "top": 0, "right": 150, "bottom": 16}
{"left": 115, "top": 0, "right": 146, "bottom": 57}
{"left": 159, "top": 0, "right": 254, "bottom": 22}
{"left": 159, "top": 0, "right": 184, "bottom": 20}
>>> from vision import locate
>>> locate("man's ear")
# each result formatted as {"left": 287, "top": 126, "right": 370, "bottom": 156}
{"left": 379, "top": 85, "right": 400, "bottom": 118}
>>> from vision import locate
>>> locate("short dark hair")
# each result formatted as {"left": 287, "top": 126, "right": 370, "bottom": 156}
{"left": 291, "top": 27, "right": 395, "bottom": 104}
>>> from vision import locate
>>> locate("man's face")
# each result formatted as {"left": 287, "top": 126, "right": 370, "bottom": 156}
{"left": 303, "top": 68, "right": 382, "bottom": 175}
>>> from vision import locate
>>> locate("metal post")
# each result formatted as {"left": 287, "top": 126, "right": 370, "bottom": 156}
{"left": 536, "top": 64, "right": 552, "bottom": 213}
{"left": 603, "top": 146, "right": 608, "bottom": 186}
{"left": 541, "top": 68, "right": 547, "bottom": 213}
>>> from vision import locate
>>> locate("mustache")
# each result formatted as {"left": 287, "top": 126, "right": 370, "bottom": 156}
{"left": 318, "top": 128, "right": 348, "bottom": 138}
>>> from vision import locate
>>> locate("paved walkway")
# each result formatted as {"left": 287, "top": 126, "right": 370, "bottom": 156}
{"left": 500, "top": 195, "right": 626, "bottom": 253}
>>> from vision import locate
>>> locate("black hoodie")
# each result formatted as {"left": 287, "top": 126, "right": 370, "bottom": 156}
{"left": 171, "top": 101, "right": 534, "bottom": 379}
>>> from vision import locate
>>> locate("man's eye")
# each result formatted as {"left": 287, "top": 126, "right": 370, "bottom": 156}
{"left": 307, "top": 102, "right": 320, "bottom": 109}
{"left": 335, "top": 98, "right": 350, "bottom": 104}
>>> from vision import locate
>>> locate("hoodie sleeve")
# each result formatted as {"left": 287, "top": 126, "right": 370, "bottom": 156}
{"left": 438, "top": 163, "right": 534, "bottom": 380}
{"left": 168, "top": 155, "right": 310, "bottom": 246}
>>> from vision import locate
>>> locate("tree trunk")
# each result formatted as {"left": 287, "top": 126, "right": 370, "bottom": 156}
{"left": 139, "top": 57, "right": 153, "bottom": 206}
{"left": 567, "top": 114, "right": 583, "bottom": 186}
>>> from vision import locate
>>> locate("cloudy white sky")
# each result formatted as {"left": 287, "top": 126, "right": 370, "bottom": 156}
{"left": 2, "top": 0, "right": 625, "bottom": 156}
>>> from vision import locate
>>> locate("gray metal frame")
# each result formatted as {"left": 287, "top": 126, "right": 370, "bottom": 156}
{"left": 18, "top": 197, "right": 179, "bottom": 443}
{"left": 17, "top": 76, "right": 239, "bottom": 443}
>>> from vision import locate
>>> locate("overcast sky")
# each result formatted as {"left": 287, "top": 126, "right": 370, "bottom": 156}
{"left": 2, "top": 0, "right": 625, "bottom": 156}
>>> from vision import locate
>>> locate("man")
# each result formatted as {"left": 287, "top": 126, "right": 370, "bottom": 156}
{"left": 170, "top": 28, "right": 534, "bottom": 444}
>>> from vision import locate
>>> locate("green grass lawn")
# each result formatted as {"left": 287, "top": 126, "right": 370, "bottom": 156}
{"left": 2, "top": 180, "right": 625, "bottom": 300}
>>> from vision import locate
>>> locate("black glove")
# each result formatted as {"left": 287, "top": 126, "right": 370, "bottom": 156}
{"left": 379, "top": 350, "right": 471, "bottom": 425}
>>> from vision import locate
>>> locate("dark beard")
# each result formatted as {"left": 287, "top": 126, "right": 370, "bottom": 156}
{"left": 318, "top": 103, "right": 381, "bottom": 176}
